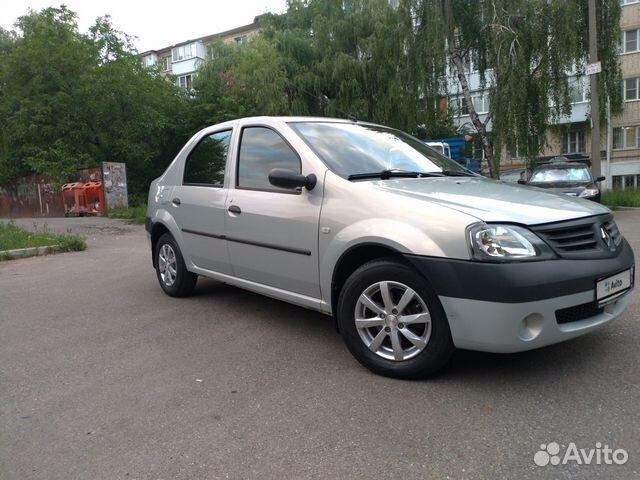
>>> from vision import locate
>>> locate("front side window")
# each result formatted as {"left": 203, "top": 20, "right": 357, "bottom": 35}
{"left": 183, "top": 130, "right": 232, "bottom": 186}
{"left": 289, "top": 121, "right": 467, "bottom": 178}
{"left": 237, "top": 127, "right": 301, "bottom": 191}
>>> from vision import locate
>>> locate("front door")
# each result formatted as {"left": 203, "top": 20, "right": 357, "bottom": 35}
{"left": 225, "top": 126, "right": 321, "bottom": 298}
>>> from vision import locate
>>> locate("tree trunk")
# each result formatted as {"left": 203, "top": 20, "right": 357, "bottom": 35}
{"left": 448, "top": 44, "right": 497, "bottom": 178}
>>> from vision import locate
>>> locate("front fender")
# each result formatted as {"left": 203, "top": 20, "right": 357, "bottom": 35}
{"left": 318, "top": 218, "right": 448, "bottom": 311}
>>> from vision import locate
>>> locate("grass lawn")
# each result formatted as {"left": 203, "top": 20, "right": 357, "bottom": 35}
{"left": 0, "top": 222, "right": 86, "bottom": 259}
{"left": 105, "top": 204, "right": 147, "bottom": 225}
{"left": 602, "top": 189, "right": 640, "bottom": 208}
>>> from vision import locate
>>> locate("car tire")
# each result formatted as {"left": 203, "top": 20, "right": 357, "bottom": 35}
{"left": 337, "top": 258, "right": 454, "bottom": 379}
{"left": 155, "top": 233, "right": 197, "bottom": 297}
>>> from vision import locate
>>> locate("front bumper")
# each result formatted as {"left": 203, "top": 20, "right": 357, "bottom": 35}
{"left": 405, "top": 239, "right": 635, "bottom": 353}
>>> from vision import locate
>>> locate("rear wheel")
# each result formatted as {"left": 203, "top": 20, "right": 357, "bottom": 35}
{"left": 155, "top": 233, "right": 197, "bottom": 297}
{"left": 337, "top": 258, "right": 454, "bottom": 379}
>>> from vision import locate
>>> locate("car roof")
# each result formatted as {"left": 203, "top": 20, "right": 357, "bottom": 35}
{"left": 239, "top": 116, "right": 386, "bottom": 128}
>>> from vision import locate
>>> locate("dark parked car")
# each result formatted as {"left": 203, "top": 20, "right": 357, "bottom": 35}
{"left": 519, "top": 158, "right": 605, "bottom": 202}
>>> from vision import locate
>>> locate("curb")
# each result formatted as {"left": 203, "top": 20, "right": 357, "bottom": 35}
{"left": 610, "top": 206, "right": 640, "bottom": 211}
{"left": 0, "top": 245, "right": 62, "bottom": 260}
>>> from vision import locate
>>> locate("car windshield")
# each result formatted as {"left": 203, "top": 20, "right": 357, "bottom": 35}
{"left": 289, "top": 122, "right": 467, "bottom": 178}
{"left": 529, "top": 166, "right": 591, "bottom": 183}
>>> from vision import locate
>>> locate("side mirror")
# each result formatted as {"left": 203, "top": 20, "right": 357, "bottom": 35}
{"left": 268, "top": 168, "right": 317, "bottom": 191}
{"left": 517, "top": 179, "right": 527, "bottom": 185}
{"left": 596, "top": 176, "right": 606, "bottom": 182}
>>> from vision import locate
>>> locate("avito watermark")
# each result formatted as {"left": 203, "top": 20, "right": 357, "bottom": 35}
{"left": 534, "top": 442, "right": 629, "bottom": 467}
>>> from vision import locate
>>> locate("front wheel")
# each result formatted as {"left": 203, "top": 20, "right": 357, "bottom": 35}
{"left": 337, "top": 258, "right": 454, "bottom": 379}
{"left": 155, "top": 233, "right": 197, "bottom": 297}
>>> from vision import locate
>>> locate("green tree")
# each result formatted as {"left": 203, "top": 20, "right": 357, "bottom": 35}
{"left": 0, "top": 7, "right": 188, "bottom": 195}
{"left": 411, "top": 0, "right": 622, "bottom": 177}
{"left": 263, "top": 0, "right": 454, "bottom": 137}
{"left": 191, "top": 37, "right": 290, "bottom": 127}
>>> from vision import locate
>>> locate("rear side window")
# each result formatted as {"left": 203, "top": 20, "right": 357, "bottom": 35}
{"left": 237, "top": 127, "right": 301, "bottom": 191}
{"left": 183, "top": 130, "right": 232, "bottom": 186}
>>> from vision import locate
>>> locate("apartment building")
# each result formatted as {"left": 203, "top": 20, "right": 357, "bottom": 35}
{"left": 448, "top": 1, "right": 640, "bottom": 190}
{"left": 139, "top": 15, "right": 264, "bottom": 92}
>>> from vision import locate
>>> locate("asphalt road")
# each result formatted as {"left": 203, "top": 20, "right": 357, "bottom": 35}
{"left": 1, "top": 213, "right": 639, "bottom": 480}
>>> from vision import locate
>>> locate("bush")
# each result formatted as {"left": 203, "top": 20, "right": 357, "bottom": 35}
{"left": 601, "top": 189, "right": 640, "bottom": 208}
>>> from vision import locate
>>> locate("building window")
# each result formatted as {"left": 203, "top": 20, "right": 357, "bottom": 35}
{"left": 234, "top": 35, "right": 247, "bottom": 46}
{"left": 624, "top": 78, "right": 640, "bottom": 101}
{"left": 569, "top": 77, "right": 589, "bottom": 104}
{"left": 620, "top": 0, "right": 640, "bottom": 6}
{"left": 612, "top": 174, "right": 640, "bottom": 190}
{"left": 177, "top": 74, "right": 192, "bottom": 91}
{"left": 460, "top": 50, "right": 480, "bottom": 73}
{"left": 161, "top": 56, "right": 170, "bottom": 71}
{"left": 562, "top": 131, "right": 585, "bottom": 153}
{"left": 613, "top": 126, "right": 640, "bottom": 149}
{"left": 622, "top": 29, "right": 640, "bottom": 53}
{"left": 172, "top": 43, "right": 194, "bottom": 62}
{"left": 449, "top": 96, "right": 468, "bottom": 116}
{"left": 449, "top": 92, "right": 490, "bottom": 117}
{"left": 142, "top": 54, "right": 156, "bottom": 67}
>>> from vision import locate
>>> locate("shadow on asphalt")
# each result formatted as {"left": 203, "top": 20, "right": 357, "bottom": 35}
{"left": 187, "top": 276, "right": 615, "bottom": 382}
{"left": 441, "top": 333, "right": 608, "bottom": 382}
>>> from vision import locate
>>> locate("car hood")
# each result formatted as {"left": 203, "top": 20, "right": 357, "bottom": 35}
{"left": 533, "top": 185, "right": 587, "bottom": 196}
{"left": 368, "top": 177, "right": 609, "bottom": 225}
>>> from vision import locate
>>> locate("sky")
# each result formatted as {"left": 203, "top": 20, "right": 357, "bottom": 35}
{"left": 1, "top": 0, "right": 288, "bottom": 52}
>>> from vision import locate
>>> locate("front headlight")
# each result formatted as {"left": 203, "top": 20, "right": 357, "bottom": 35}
{"left": 579, "top": 188, "right": 599, "bottom": 198}
{"left": 467, "top": 223, "right": 556, "bottom": 262}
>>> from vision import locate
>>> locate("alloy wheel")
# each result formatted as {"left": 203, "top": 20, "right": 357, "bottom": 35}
{"left": 158, "top": 244, "right": 177, "bottom": 287}
{"left": 354, "top": 281, "right": 432, "bottom": 361}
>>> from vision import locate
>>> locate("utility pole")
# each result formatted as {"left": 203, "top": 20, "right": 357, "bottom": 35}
{"left": 588, "top": 0, "right": 601, "bottom": 177}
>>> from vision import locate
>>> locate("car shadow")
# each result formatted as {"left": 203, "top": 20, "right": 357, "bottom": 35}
{"left": 190, "top": 277, "right": 615, "bottom": 382}
{"left": 439, "top": 332, "right": 610, "bottom": 382}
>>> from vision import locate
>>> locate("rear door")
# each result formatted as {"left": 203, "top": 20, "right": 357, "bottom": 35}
{"left": 170, "top": 129, "right": 233, "bottom": 274}
{"left": 225, "top": 124, "right": 322, "bottom": 298}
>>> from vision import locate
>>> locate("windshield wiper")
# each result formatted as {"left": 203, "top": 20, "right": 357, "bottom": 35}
{"left": 441, "top": 169, "right": 476, "bottom": 177}
{"left": 347, "top": 169, "right": 445, "bottom": 181}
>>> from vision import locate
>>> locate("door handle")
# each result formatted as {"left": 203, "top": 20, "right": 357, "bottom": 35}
{"left": 172, "top": 198, "right": 181, "bottom": 206}
{"left": 228, "top": 205, "right": 241, "bottom": 214}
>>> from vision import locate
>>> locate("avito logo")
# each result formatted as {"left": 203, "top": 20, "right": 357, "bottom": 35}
{"left": 534, "top": 442, "right": 629, "bottom": 467}
{"left": 605, "top": 279, "right": 623, "bottom": 293}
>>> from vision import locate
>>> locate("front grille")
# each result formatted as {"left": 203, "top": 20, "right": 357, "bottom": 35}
{"left": 539, "top": 223, "right": 598, "bottom": 252}
{"left": 531, "top": 214, "right": 621, "bottom": 259}
{"left": 556, "top": 302, "right": 604, "bottom": 324}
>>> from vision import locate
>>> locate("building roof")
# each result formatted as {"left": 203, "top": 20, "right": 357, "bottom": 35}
{"left": 138, "top": 14, "right": 268, "bottom": 57}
